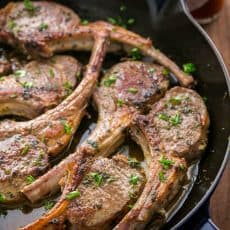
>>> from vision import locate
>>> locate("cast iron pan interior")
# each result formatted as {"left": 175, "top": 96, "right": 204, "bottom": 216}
{"left": 0, "top": 0, "right": 229, "bottom": 229}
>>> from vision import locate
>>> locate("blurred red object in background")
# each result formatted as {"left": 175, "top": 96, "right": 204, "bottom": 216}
{"left": 186, "top": 0, "right": 224, "bottom": 24}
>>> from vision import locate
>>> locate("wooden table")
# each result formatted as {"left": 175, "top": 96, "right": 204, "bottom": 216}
{"left": 204, "top": 1, "right": 230, "bottom": 229}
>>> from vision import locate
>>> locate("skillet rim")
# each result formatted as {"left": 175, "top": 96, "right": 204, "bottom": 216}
{"left": 170, "top": 1, "right": 230, "bottom": 229}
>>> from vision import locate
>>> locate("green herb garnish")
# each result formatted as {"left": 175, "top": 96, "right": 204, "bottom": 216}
{"left": 183, "top": 63, "right": 196, "bottom": 74}
{"left": 39, "top": 22, "right": 48, "bottom": 31}
{"left": 129, "top": 174, "right": 139, "bottom": 186}
{"left": 127, "top": 87, "right": 138, "bottom": 94}
{"left": 159, "top": 155, "right": 174, "bottom": 170}
{"left": 66, "top": 190, "right": 81, "bottom": 200}
{"left": 162, "top": 68, "right": 169, "bottom": 76}
{"left": 159, "top": 171, "right": 166, "bottom": 182}
{"left": 23, "top": 0, "right": 35, "bottom": 11}
{"left": 127, "top": 18, "right": 135, "bottom": 25}
{"left": 26, "top": 175, "right": 35, "bottom": 184}
{"left": 8, "top": 20, "right": 17, "bottom": 30}
{"left": 128, "top": 158, "right": 140, "bottom": 168}
{"left": 43, "top": 200, "right": 55, "bottom": 210}
{"left": 103, "top": 75, "right": 117, "bottom": 87}
{"left": 81, "top": 19, "right": 89, "bottom": 25}
{"left": 117, "top": 99, "right": 124, "bottom": 107}
{"left": 22, "top": 81, "right": 33, "bottom": 89}
{"left": 21, "top": 144, "right": 30, "bottom": 155}
{"left": 107, "top": 17, "right": 117, "bottom": 25}
{"left": 169, "top": 96, "right": 182, "bottom": 106}
{"left": 130, "top": 48, "right": 142, "bottom": 60}
{"left": 14, "top": 70, "right": 26, "bottom": 78}
{"left": 49, "top": 69, "right": 55, "bottom": 78}
{"left": 158, "top": 113, "right": 169, "bottom": 121}
{"left": 0, "top": 193, "right": 6, "bottom": 202}
{"left": 169, "top": 113, "right": 182, "bottom": 126}
{"left": 60, "top": 119, "right": 72, "bottom": 134}
{"left": 90, "top": 172, "right": 103, "bottom": 187}
{"left": 64, "top": 81, "right": 73, "bottom": 96}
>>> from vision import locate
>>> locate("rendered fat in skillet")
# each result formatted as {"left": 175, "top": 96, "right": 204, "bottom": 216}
{"left": 115, "top": 87, "right": 209, "bottom": 230}
{"left": 20, "top": 61, "right": 170, "bottom": 229}
{"left": 0, "top": 55, "right": 80, "bottom": 119}
{"left": 22, "top": 61, "right": 169, "bottom": 203}
{"left": 0, "top": 30, "right": 109, "bottom": 203}
{"left": 0, "top": 1, "right": 193, "bottom": 87}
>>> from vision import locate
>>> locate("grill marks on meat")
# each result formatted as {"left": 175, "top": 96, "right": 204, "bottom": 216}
{"left": 22, "top": 61, "right": 169, "bottom": 203}
{"left": 0, "top": 2, "right": 194, "bottom": 87}
{"left": 0, "top": 134, "right": 49, "bottom": 203}
{"left": 115, "top": 87, "right": 209, "bottom": 229}
{"left": 0, "top": 55, "right": 80, "bottom": 119}
{"left": 60, "top": 155, "right": 145, "bottom": 230}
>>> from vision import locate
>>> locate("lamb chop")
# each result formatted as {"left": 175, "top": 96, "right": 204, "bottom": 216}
{"left": 0, "top": 55, "right": 81, "bottom": 118}
{"left": 115, "top": 87, "right": 209, "bottom": 229}
{"left": 0, "top": 1, "right": 194, "bottom": 87}
{"left": 19, "top": 60, "right": 171, "bottom": 229}
{"left": 59, "top": 155, "right": 145, "bottom": 230}
{"left": 0, "top": 31, "right": 109, "bottom": 203}
{"left": 22, "top": 60, "right": 169, "bottom": 203}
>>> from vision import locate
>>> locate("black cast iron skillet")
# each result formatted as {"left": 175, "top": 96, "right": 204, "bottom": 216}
{"left": 0, "top": 0, "right": 229, "bottom": 229}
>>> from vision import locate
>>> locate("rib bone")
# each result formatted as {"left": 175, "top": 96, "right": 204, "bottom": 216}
{"left": 115, "top": 87, "right": 210, "bottom": 229}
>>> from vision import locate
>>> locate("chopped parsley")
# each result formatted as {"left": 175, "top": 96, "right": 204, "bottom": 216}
{"left": 158, "top": 113, "right": 169, "bottom": 121}
{"left": 21, "top": 144, "right": 30, "bottom": 155}
{"left": 103, "top": 75, "right": 117, "bottom": 87}
{"left": 49, "top": 69, "right": 55, "bottom": 78}
{"left": 169, "top": 96, "right": 182, "bottom": 106}
{"left": 66, "top": 190, "right": 81, "bottom": 200}
{"left": 130, "top": 48, "right": 142, "bottom": 60}
{"left": 128, "top": 204, "right": 134, "bottom": 209}
{"left": 22, "top": 81, "right": 33, "bottom": 89}
{"left": 90, "top": 172, "right": 103, "bottom": 187}
{"left": 43, "top": 200, "right": 56, "bottom": 210}
{"left": 128, "top": 158, "right": 140, "bottom": 168}
{"left": 159, "top": 155, "right": 174, "bottom": 170}
{"left": 148, "top": 68, "right": 156, "bottom": 74}
{"left": 129, "top": 174, "right": 140, "bottom": 186}
{"left": 23, "top": 0, "right": 35, "bottom": 12}
{"left": 26, "top": 175, "right": 35, "bottom": 184}
{"left": 169, "top": 113, "right": 182, "bottom": 126}
{"left": 81, "top": 19, "right": 89, "bottom": 25}
{"left": 0, "top": 193, "right": 6, "bottom": 202}
{"left": 179, "top": 164, "right": 186, "bottom": 171}
{"left": 64, "top": 81, "right": 73, "bottom": 96}
{"left": 60, "top": 119, "right": 72, "bottom": 134}
{"left": 8, "top": 20, "right": 17, "bottom": 30}
{"left": 87, "top": 140, "right": 98, "bottom": 149}
{"left": 183, "top": 63, "right": 196, "bottom": 74}
{"left": 159, "top": 171, "right": 166, "bottom": 182}
{"left": 162, "top": 68, "right": 169, "bottom": 76}
{"left": 107, "top": 5, "right": 135, "bottom": 28}
{"left": 127, "top": 18, "right": 135, "bottom": 25}
{"left": 127, "top": 87, "right": 138, "bottom": 94}
{"left": 14, "top": 70, "right": 26, "bottom": 78}
{"left": 117, "top": 99, "right": 124, "bottom": 107}
{"left": 39, "top": 22, "right": 48, "bottom": 31}
{"left": 203, "top": 96, "right": 208, "bottom": 103}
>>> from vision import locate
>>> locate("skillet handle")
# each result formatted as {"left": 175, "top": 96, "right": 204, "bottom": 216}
{"left": 198, "top": 201, "right": 219, "bottom": 230}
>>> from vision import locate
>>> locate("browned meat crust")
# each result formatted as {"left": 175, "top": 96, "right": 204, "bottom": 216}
{"left": 0, "top": 55, "right": 81, "bottom": 118}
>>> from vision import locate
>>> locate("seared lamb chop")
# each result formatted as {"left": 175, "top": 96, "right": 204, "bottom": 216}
{"left": 116, "top": 87, "right": 209, "bottom": 229}
{"left": 20, "top": 61, "right": 170, "bottom": 229}
{"left": 0, "top": 55, "right": 80, "bottom": 118}
{"left": 0, "top": 32, "right": 108, "bottom": 203}
{"left": 0, "top": 1, "right": 193, "bottom": 87}
{"left": 22, "top": 61, "right": 169, "bottom": 203}
{"left": 60, "top": 155, "right": 145, "bottom": 230}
